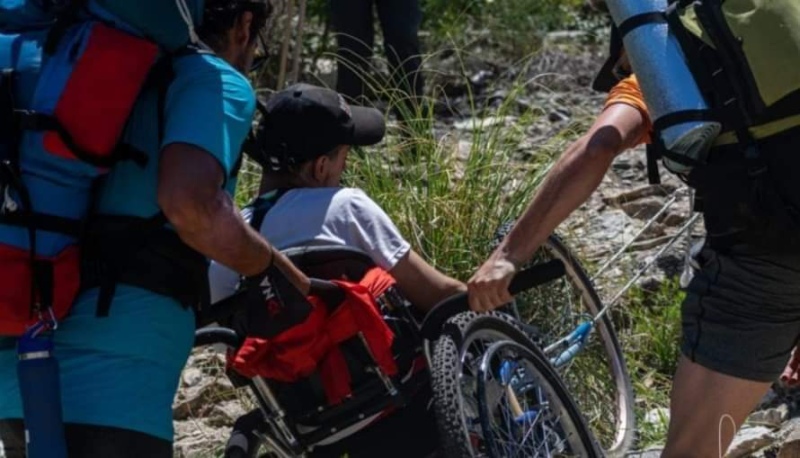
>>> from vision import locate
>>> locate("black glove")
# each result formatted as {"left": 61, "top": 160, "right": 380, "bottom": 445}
{"left": 232, "top": 264, "right": 314, "bottom": 338}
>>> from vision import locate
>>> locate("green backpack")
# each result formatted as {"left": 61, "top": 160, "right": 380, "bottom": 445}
{"left": 671, "top": 0, "right": 800, "bottom": 145}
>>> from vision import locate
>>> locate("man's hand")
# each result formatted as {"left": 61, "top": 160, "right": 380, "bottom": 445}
{"left": 468, "top": 252, "right": 518, "bottom": 312}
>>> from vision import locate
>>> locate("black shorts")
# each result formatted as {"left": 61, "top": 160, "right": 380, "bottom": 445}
{"left": 681, "top": 242, "right": 800, "bottom": 382}
{"left": 0, "top": 420, "right": 171, "bottom": 458}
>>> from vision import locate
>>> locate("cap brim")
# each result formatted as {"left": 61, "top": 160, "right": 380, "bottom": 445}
{"left": 349, "top": 106, "right": 386, "bottom": 146}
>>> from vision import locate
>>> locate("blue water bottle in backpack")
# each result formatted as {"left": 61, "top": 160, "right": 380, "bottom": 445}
{"left": 17, "top": 307, "right": 68, "bottom": 458}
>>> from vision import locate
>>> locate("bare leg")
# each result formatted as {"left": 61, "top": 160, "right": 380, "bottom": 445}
{"left": 662, "top": 356, "right": 772, "bottom": 458}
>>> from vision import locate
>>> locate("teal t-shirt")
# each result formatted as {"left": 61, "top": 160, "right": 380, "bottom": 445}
{"left": 0, "top": 51, "right": 255, "bottom": 441}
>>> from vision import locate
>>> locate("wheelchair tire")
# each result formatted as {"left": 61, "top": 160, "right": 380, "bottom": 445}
{"left": 493, "top": 227, "right": 635, "bottom": 456}
{"left": 430, "top": 311, "right": 600, "bottom": 458}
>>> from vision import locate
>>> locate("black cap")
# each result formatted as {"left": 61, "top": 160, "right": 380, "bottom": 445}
{"left": 254, "top": 83, "right": 386, "bottom": 171}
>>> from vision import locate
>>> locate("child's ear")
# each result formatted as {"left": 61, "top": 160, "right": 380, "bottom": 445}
{"left": 313, "top": 155, "right": 329, "bottom": 182}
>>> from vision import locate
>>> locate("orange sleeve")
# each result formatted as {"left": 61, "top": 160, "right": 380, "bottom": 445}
{"left": 603, "top": 75, "right": 653, "bottom": 145}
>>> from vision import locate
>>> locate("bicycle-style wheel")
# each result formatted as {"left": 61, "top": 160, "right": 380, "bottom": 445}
{"left": 510, "top": 233, "right": 635, "bottom": 457}
{"left": 431, "top": 311, "right": 600, "bottom": 458}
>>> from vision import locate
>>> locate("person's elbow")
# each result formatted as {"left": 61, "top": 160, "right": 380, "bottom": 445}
{"left": 581, "top": 128, "right": 626, "bottom": 163}
{"left": 158, "top": 143, "right": 229, "bottom": 240}
{"left": 159, "top": 185, "right": 223, "bottom": 236}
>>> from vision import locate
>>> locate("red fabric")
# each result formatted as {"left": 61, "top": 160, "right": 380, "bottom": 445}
{"left": 231, "top": 267, "right": 400, "bottom": 405}
{"left": 327, "top": 279, "right": 398, "bottom": 378}
{"left": 0, "top": 244, "right": 80, "bottom": 336}
{"left": 44, "top": 23, "right": 159, "bottom": 161}
{"left": 360, "top": 266, "right": 396, "bottom": 297}
{"left": 319, "top": 347, "right": 352, "bottom": 405}
{"left": 231, "top": 295, "right": 330, "bottom": 381}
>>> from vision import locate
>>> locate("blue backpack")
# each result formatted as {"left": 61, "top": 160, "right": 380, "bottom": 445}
{"left": 0, "top": 0, "right": 205, "bottom": 335}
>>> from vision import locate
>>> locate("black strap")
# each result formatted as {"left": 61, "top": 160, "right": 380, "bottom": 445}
{"left": 31, "top": 260, "right": 54, "bottom": 318}
{"left": 82, "top": 212, "right": 209, "bottom": 316}
{"left": 15, "top": 110, "right": 150, "bottom": 168}
{"left": 248, "top": 189, "right": 290, "bottom": 232}
{"left": 592, "top": 25, "right": 626, "bottom": 93}
{"left": 153, "top": 59, "right": 174, "bottom": 147}
{"left": 693, "top": 1, "right": 760, "bottom": 126}
{"left": 0, "top": 70, "right": 19, "bottom": 160}
{"left": 43, "top": 0, "right": 87, "bottom": 55}
{"left": 0, "top": 211, "right": 82, "bottom": 237}
{"left": 645, "top": 144, "right": 662, "bottom": 185}
{"left": 616, "top": 12, "right": 668, "bottom": 39}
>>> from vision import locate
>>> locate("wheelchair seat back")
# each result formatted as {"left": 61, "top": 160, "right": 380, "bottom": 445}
{"left": 281, "top": 245, "right": 377, "bottom": 283}
{"left": 258, "top": 245, "right": 428, "bottom": 436}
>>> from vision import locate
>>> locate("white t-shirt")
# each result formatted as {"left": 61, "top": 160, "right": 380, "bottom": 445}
{"left": 208, "top": 187, "right": 411, "bottom": 303}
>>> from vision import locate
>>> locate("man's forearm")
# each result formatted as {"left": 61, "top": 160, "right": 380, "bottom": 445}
{"left": 499, "top": 104, "right": 646, "bottom": 265}
{"left": 501, "top": 136, "right": 618, "bottom": 265}
{"left": 173, "top": 189, "right": 272, "bottom": 277}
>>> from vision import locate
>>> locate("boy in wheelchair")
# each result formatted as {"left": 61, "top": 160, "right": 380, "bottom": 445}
{"left": 208, "top": 84, "right": 465, "bottom": 457}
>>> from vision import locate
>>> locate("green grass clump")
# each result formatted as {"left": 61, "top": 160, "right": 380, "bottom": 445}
{"left": 621, "top": 278, "right": 685, "bottom": 448}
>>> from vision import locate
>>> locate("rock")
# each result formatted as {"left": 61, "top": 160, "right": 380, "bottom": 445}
{"left": 660, "top": 211, "right": 688, "bottom": 227}
{"left": 603, "top": 185, "right": 674, "bottom": 208}
{"left": 173, "top": 377, "right": 236, "bottom": 420}
{"left": 207, "top": 400, "right": 248, "bottom": 427}
{"left": 778, "top": 422, "right": 800, "bottom": 458}
{"left": 173, "top": 420, "right": 229, "bottom": 457}
{"left": 544, "top": 30, "right": 588, "bottom": 45}
{"left": 747, "top": 405, "right": 789, "bottom": 430}
{"left": 642, "top": 222, "right": 667, "bottom": 238}
{"left": 469, "top": 69, "right": 495, "bottom": 89}
{"left": 622, "top": 196, "right": 670, "bottom": 221}
{"left": 456, "top": 140, "right": 472, "bottom": 162}
{"left": 453, "top": 116, "right": 516, "bottom": 131}
{"left": 655, "top": 252, "right": 684, "bottom": 278}
{"left": 630, "top": 234, "right": 672, "bottom": 251}
{"left": 644, "top": 407, "right": 670, "bottom": 430}
{"left": 726, "top": 426, "right": 776, "bottom": 458}
{"left": 627, "top": 448, "right": 664, "bottom": 458}
{"left": 181, "top": 367, "right": 205, "bottom": 388}
{"left": 758, "top": 387, "right": 780, "bottom": 411}
{"left": 547, "top": 108, "right": 570, "bottom": 123}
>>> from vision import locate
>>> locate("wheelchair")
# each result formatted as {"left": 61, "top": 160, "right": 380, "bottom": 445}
{"left": 194, "top": 241, "right": 627, "bottom": 458}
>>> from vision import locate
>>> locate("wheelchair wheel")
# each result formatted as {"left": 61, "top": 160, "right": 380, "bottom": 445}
{"left": 431, "top": 311, "right": 600, "bottom": 458}
{"left": 506, "top": 233, "right": 635, "bottom": 457}
{"left": 191, "top": 329, "right": 268, "bottom": 458}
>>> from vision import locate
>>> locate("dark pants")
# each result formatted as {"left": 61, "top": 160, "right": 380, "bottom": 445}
{"left": 329, "top": 0, "right": 424, "bottom": 102}
{"left": 0, "top": 420, "right": 172, "bottom": 458}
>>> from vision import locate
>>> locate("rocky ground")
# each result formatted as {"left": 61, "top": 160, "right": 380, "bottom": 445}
{"left": 174, "top": 33, "right": 800, "bottom": 457}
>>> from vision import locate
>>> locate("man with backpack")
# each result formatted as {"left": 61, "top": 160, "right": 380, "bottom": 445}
{"left": 0, "top": 0, "right": 310, "bottom": 456}
{"left": 468, "top": 1, "right": 800, "bottom": 456}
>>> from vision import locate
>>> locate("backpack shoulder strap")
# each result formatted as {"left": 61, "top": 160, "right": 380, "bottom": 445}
{"left": 248, "top": 188, "right": 290, "bottom": 232}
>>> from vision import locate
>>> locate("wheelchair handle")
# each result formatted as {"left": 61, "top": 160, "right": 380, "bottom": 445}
{"left": 419, "top": 259, "right": 566, "bottom": 341}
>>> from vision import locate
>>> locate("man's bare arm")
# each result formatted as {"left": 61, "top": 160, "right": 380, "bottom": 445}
{"left": 158, "top": 143, "right": 309, "bottom": 293}
{"left": 468, "top": 103, "right": 647, "bottom": 310}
